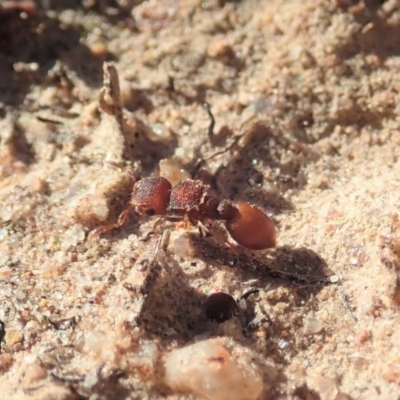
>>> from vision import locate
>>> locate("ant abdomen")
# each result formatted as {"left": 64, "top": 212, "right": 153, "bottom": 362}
{"left": 131, "top": 177, "right": 172, "bottom": 215}
{"left": 218, "top": 200, "right": 276, "bottom": 250}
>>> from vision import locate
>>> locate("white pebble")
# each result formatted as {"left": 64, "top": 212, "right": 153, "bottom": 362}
{"left": 62, "top": 225, "right": 85, "bottom": 251}
{"left": 329, "top": 274, "right": 340, "bottom": 283}
{"left": 82, "top": 371, "right": 98, "bottom": 389}
{"left": 303, "top": 317, "right": 324, "bottom": 335}
{"left": 173, "top": 233, "right": 193, "bottom": 259}
{"left": 164, "top": 338, "right": 264, "bottom": 400}
{"left": 15, "top": 290, "right": 26, "bottom": 302}
{"left": 92, "top": 202, "right": 109, "bottom": 222}
{"left": 0, "top": 228, "right": 8, "bottom": 240}
{"left": 159, "top": 158, "right": 190, "bottom": 186}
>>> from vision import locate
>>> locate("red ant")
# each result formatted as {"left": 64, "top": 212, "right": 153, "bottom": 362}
{"left": 89, "top": 173, "right": 276, "bottom": 250}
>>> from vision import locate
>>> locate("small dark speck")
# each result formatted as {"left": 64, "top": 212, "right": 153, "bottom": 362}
{"left": 0, "top": 320, "right": 5, "bottom": 344}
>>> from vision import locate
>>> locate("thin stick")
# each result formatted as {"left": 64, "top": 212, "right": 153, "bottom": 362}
{"left": 98, "top": 62, "right": 131, "bottom": 161}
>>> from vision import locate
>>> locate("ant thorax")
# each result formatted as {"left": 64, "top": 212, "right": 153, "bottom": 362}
{"left": 167, "top": 180, "right": 209, "bottom": 216}
{"left": 165, "top": 179, "right": 221, "bottom": 223}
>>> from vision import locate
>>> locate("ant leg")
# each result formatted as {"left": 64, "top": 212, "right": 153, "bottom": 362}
{"left": 127, "top": 170, "right": 136, "bottom": 183}
{"left": 175, "top": 214, "right": 195, "bottom": 231}
{"left": 203, "top": 220, "right": 240, "bottom": 255}
{"left": 153, "top": 217, "right": 166, "bottom": 232}
{"left": 203, "top": 116, "right": 259, "bottom": 163}
{"left": 140, "top": 217, "right": 165, "bottom": 242}
{"left": 107, "top": 160, "right": 125, "bottom": 170}
{"left": 107, "top": 161, "right": 136, "bottom": 184}
{"left": 238, "top": 288, "right": 260, "bottom": 302}
{"left": 88, "top": 204, "right": 136, "bottom": 241}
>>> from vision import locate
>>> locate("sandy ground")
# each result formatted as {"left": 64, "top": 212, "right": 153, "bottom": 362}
{"left": 1, "top": 0, "right": 400, "bottom": 399}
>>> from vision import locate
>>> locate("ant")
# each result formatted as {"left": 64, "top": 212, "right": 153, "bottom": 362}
{"left": 89, "top": 170, "right": 276, "bottom": 250}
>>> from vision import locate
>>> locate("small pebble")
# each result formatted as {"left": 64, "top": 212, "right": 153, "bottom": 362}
{"left": 173, "top": 233, "right": 193, "bottom": 259}
{"left": 0, "top": 353, "right": 12, "bottom": 372}
{"left": 204, "top": 292, "right": 238, "bottom": 323}
{"left": 0, "top": 267, "right": 12, "bottom": 281}
{"left": 308, "top": 374, "right": 339, "bottom": 400}
{"left": 5, "top": 329, "right": 23, "bottom": 347}
{"left": 159, "top": 158, "right": 190, "bottom": 186}
{"left": 83, "top": 371, "right": 98, "bottom": 389}
{"left": 62, "top": 225, "right": 86, "bottom": 251}
{"left": 303, "top": 317, "right": 324, "bottom": 335}
{"left": 70, "top": 194, "right": 109, "bottom": 224}
{"left": 164, "top": 338, "right": 263, "bottom": 400}
{"left": 329, "top": 274, "right": 340, "bottom": 283}
{"left": 23, "top": 363, "right": 47, "bottom": 386}
{"left": 89, "top": 41, "right": 107, "bottom": 58}
{"left": 207, "top": 38, "right": 234, "bottom": 59}
{"left": 278, "top": 339, "right": 290, "bottom": 350}
{"left": 14, "top": 290, "right": 26, "bottom": 302}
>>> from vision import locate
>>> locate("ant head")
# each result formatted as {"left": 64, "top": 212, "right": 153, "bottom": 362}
{"left": 218, "top": 200, "right": 276, "bottom": 250}
{"left": 131, "top": 177, "right": 172, "bottom": 216}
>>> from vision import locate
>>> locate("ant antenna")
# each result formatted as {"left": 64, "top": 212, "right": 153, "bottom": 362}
{"left": 107, "top": 161, "right": 137, "bottom": 183}
{"left": 203, "top": 115, "right": 258, "bottom": 162}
